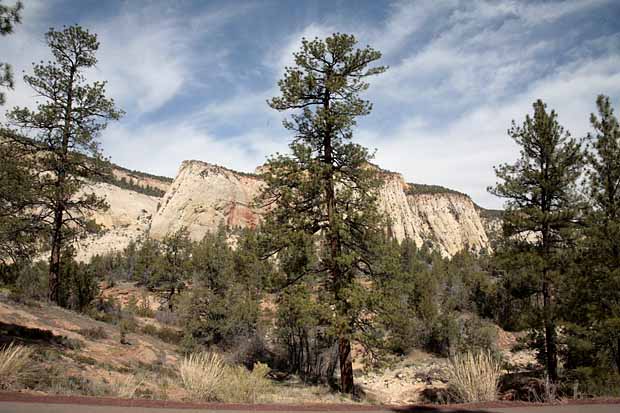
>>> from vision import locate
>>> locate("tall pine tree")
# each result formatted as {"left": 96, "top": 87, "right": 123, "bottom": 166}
{"left": 567, "top": 95, "right": 620, "bottom": 373}
{"left": 6, "top": 25, "right": 123, "bottom": 305}
{"left": 489, "top": 100, "right": 583, "bottom": 382}
{"left": 261, "top": 33, "right": 386, "bottom": 393}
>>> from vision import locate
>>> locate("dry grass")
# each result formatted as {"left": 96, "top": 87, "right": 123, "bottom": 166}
{"left": 0, "top": 343, "right": 33, "bottom": 389}
{"left": 447, "top": 350, "right": 502, "bottom": 403}
{"left": 179, "top": 352, "right": 226, "bottom": 401}
{"left": 109, "top": 374, "right": 143, "bottom": 398}
{"left": 179, "top": 352, "right": 275, "bottom": 403}
{"left": 219, "top": 362, "right": 274, "bottom": 404}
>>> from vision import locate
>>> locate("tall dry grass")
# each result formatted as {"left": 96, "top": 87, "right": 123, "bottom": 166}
{"left": 447, "top": 350, "right": 502, "bottom": 403}
{"left": 0, "top": 343, "right": 33, "bottom": 389}
{"left": 179, "top": 352, "right": 226, "bottom": 401}
{"left": 179, "top": 352, "right": 274, "bottom": 403}
{"left": 109, "top": 374, "right": 143, "bottom": 398}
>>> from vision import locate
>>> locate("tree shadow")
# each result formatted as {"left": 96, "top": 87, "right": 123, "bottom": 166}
{"left": 0, "top": 321, "right": 80, "bottom": 348}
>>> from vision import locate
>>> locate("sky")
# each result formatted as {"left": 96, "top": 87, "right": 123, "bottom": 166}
{"left": 2, "top": 0, "right": 620, "bottom": 209}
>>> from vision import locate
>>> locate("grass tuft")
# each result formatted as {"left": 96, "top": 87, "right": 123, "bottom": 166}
{"left": 179, "top": 352, "right": 226, "bottom": 401}
{"left": 179, "top": 352, "right": 274, "bottom": 403}
{"left": 0, "top": 342, "right": 33, "bottom": 389}
{"left": 109, "top": 374, "right": 143, "bottom": 399}
{"left": 447, "top": 350, "right": 502, "bottom": 403}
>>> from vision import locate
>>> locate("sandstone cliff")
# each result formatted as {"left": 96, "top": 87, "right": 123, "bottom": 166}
{"left": 374, "top": 172, "right": 489, "bottom": 256}
{"left": 149, "top": 161, "right": 264, "bottom": 241}
{"left": 146, "top": 160, "right": 493, "bottom": 257}
{"left": 77, "top": 160, "right": 497, "bottom": 260}
{"left": 74, "top": 182, "right": 158, "bottom": 261}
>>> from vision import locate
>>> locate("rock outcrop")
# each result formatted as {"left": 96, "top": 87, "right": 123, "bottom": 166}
{"left": 149, "top": 161, "right": 264, "bottom": 241}
{"left": 74, "top": 182, "right": 158, "bottom": 261}
{"left": 147, "top": 160, "right": 492, "bottom": 256}
{"left": 378, "top": 172, "right": 490, "bottom": 256}
{"left": 76, "top": 159, "right": 497, "bottom": 261}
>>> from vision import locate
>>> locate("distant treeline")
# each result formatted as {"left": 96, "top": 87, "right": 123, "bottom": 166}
{"left": 103, "top": 174, "right": 167, "bottom": 197}
{"left": 99, "top": 165, "right": 172, "bottom": 197}
{"left": 406, "top": 182, "right": 468, "bottom": 197}
{"left": 112, "top": 165, "right": 173, "bottom": 184}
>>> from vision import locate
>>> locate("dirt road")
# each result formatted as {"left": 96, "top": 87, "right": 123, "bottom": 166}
{"left": 0, "top": 393, "right": 619, "bottom": 413}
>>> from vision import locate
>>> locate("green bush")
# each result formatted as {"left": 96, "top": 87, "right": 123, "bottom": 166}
{"left": 13, "top": 261, "right": 47, "bottom": 301}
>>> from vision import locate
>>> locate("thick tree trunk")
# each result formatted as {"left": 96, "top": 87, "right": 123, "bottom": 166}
{"left": 338, "top": 336, "right": 354, "bottom": 394}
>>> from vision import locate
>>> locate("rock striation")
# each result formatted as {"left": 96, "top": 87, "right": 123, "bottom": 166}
{"left": 78, "top": 159, "right": 497, "bottom": 260}
{"left": 378, "top": 172, "right": 490, "bottom": 256}
{"left": 146, "top": 160, "right": 493, "bottom": 257}
{"left": 149, "top": 161, "right": 264, "bottom": 241}
{"left": 74, "top": 182, "right": 158, "bottom": 261}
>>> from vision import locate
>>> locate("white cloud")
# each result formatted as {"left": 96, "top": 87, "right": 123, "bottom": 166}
{"left": 3, "top": 0, "right": 619, "bottom": 212}
{"left": 89, "top": 12, "right": 187, "bottom": 114}
{"left": 362, "top": 52, "right": 620, "bottom": 209}
{"left": 102, "top": 119, "right": 286, "bottom": 178}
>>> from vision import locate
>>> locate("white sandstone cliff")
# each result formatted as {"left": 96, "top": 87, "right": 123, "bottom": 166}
{"left": 149, "top": 161, "right": 264, "bottom": 241}
{"left": 74, "top": 182, "right": 159, "bottom": 261}
{"left": 147, "top": 160, "right": 491, "bottom": 256}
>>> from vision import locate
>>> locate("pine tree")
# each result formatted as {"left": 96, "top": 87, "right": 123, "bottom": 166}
{"left": 489, "top": 99, "right": 583, "bottom": 382}
{"left": 152, "top": 228, "right": 192, "bottom": 310}
{"left": 0, "top": 129, "right": 40, "bottom": 262}
{"left": 6, "top": 25, "right": 123, "bottom": 305}
{"left": 0, "top": 0, "right": 22, "bottom": 105}
{"left": 261, "top": 33, "right": 386, "bottom": 393}
{"left": 566, "top": 95, "right": 620, "bottom": 373}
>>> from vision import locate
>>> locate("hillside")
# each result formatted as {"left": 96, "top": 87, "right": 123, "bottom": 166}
{"left": 0, "top": 284, "right": 535, "bottom": 405}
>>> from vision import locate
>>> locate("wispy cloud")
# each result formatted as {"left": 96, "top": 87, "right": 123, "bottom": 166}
{"left": 2, "top": 0, "right": 619, "bottom": 209}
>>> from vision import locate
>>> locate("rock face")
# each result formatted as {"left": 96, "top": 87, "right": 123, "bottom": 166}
{"left": 149, "top": 161, "right": 264, "bottom": 241}
{"left": 74, "top": 182, "right": 158, "bottom": 261}
{"left": 147, "top": 160, "right": 492, "bottom": 256}
{"left": 76, "top": 160, "right": 496, "bottom": 260}
{"left": 378, "top": 173, "right": 490, "bottom": 256}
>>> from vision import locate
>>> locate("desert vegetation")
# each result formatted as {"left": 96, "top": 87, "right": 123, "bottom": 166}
{"left": 0, "top": 1, "right": 619, "bottom": 407}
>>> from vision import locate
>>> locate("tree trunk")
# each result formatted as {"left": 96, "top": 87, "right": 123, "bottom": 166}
{"left": 615, "top": 336, "right": 620, "bottom": 375}
{"left": 542, "top": 275, "right": 558, "bottom": 382}
{"left": 338, "top": 336, "right": 354, "bottom": 393}
{"left": 48, "top": 208, "right": 63, "bottom": 304}
{"left": 48, "top": 65, "right": 75, "bottom": 305}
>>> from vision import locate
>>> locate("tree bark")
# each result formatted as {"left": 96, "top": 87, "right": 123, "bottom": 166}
{"left": 48, "top": 208, "right": 63, "bottom": 304}
{"left": 338, "top": 336, "right": 354, "bottom": 393}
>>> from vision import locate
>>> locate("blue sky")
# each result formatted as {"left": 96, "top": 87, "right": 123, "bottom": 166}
{"left": 2, "top": 0, "right": 620, "bottom": 208}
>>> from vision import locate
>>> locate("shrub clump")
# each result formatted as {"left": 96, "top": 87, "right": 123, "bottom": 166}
{"left": 447, "top": 350, "right": 502, "bottom": 402}
{"left": 220, "top": 362, "right": 272, "bottom": 404}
